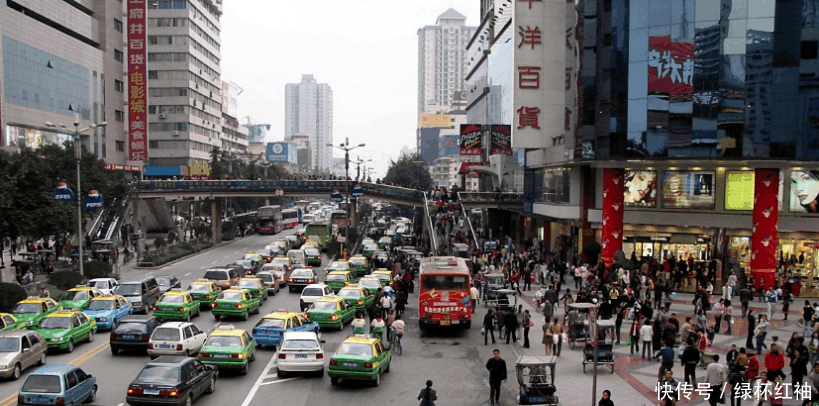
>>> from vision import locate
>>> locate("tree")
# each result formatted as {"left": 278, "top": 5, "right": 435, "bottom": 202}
{"left": 382, "top": 153, "right": 432, "bottom": 191}
{"left": 209, "top": 147, "right": 225, "bottom": 180}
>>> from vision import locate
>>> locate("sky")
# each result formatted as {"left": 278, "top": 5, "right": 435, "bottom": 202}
{"left": 220, "top": 0, "right": 480, "bottom": 179}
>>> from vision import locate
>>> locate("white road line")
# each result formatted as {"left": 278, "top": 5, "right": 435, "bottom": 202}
{"left": 223, "top": 255, "right": 230, "bottom": 259}
{"left": 239, "top": 353, "right": 279, "bottom": 406}
{"left": 185, "top": 272, "right": 192, "bottom": 276}
{"left": 259, "top": 377, "right": 300, "bottom": 386}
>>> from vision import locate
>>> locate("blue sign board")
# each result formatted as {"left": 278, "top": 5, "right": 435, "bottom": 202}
{"left": 54, "top": 182, "right": 75, "bottom": 202}
{"left": 266, "top": 142, "right": 298, "bottom": 164}
{"left": 82, "top": 190, "right": 104, "bottom": 211}
{"left": 135, "top": 180, "right": 426, "bottom": 201}
{"left": 438, "top": 134, "right": 460, "bottom": 157}
{"left": 330, "top": 189, "right": 344, "bottom": 203}
{"left": 350, "top": 184, "right": 364, "bottom": 197}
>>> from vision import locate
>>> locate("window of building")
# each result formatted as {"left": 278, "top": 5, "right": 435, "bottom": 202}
{"left": 116, "top": 141, "right": 125, "bottom": 152}
{"left": 102, "top": 143, "right": 106, "bottom": 158}
{"left": 115, "top": 80, "right": 124, "bottom": 93}
{"left": 801, "top": 41, "right": 818, "bottom": 60}
{"left": 114, "top": 19, "right": 123, "bottom": 33}
{"left": 114, "top": 49, "right": 124, "bottom": 62}
{"left": 115, "top": 110, "right": 125, "bottom": 122}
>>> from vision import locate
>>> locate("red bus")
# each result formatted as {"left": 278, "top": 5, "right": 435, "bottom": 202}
{"left": 330, "top": 210, "right": 348, "bottom": 229}
{"left": 256, "top": 205, "right": 282, "bottom": 235}
{"left": 281, "top": 208, "right": 299, "bottom": 229}
{"left": 418, "top": 256, "right": 473, "bottom": 330}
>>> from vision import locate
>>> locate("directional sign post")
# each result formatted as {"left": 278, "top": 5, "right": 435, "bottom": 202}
{"left": 350, "top": 184, "right": 364, "bottom": 198}
{"left": 330, "top": 189, "right": 344, "bottom": 203}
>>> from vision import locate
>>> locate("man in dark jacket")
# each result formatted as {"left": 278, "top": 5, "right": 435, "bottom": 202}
{"left": 483, "top": 310, "right": 497, "bottom": 345}
{"left": 486, "top": 349, "right": 507, "bottom": 406}
{"left": 680, "top": 338, "right": 701, "bottom": 384}
{"left": 746, "top": 310, "right": 756, "bottom": 349}
{"left": 662, "top": 321, "right": 677, "bottom": 347}
{"left": 504, "top": 310, "right": 518, "bottom": 344}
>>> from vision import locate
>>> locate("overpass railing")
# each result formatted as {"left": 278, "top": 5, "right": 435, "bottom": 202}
{"left": 423, "top": 192, "right": 438, "bottom": 253}
{"left": 458, "top": 192, "right": 525, "bottom": 204}
{"left": 457, "top": 193, "right": 480, "bottom": 250}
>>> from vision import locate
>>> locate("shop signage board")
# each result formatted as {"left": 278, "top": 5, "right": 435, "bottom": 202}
{"left": 459, "top": 124, "right": 482, "bottom": 156}
{"left": 489, "top": 125, "right": 513, "bottom": 156}
{"left": 601, "top": 168, "right": 625, "bottom": 267}
{"left": 350, "top": 184, "right": 364, "bottom": 198}
{"left": 127, "top": 0, "right": 148, "bottom": 162}
{"left": 789, "top": 169, "right": 819, "bottom": 213}
{"left": 661, "top": 171, "right": 715, "bottom": 209}
{"left": 330, "top": 189, "right": 344, "bottom": 203}
{"left": 751, "top": 169, "right": 779, "bottom": 289}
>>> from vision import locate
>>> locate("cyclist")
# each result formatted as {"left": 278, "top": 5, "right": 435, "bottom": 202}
{"left": 351, "top": 312, "right": 367, "bottom": 336}
{"left": 371, "top": 314, "right": 386, "bottom": 341}
{"left": 392, "top": 314, "right": 405, "bottom": 350}
{"left": 379, "top": 293, "right": 392, "bottom": 319}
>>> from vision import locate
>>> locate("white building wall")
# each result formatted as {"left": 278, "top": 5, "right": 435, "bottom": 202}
{"left": 284, "top": 74, "right": 333, "bottom": 172}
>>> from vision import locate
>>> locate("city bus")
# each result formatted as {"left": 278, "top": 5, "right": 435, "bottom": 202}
{"left": 295, "top": 200, "right": 310, "bottom": 213}
{"left": 330, "top": 210, "right": 348, "bottom": 229}
{"left": 304, "top": 221, "right": 332, "bottom": 250}
{"left": 256, "top": 205, "right": 282, "bottom": 235}
{"left": 281, "top": 208, "right": 300, "bottom": 229}
{"left": 418, "top": 256, "right": 473, "bottom": 330}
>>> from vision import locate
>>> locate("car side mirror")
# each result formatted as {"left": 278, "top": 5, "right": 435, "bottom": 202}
{"left": 87, "top": 374, "right": 93, "bottom": 379}
{"left": 320, "top": 340, "right": 326, "bottom": 344}
{"left": 22, "top": 347, "right": 30, "bottom": 352}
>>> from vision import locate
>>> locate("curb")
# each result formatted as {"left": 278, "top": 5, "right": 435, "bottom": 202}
{"left": 132, "top": 237, "right": 247, "bottom": 271}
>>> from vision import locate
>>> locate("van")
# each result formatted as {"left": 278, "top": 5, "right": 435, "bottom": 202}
{"left": 286, "top": 250, "right": 306, "bottom": 266}
{"left": 203, "top": 267, "right": 242, "bottom": 290}
{"left": 114, "top": 276, "right": 161, "bottom": 314}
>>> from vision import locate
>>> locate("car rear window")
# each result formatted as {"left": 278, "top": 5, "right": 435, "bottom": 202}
{"left": 204, "top": 271, "right": 228, "bottom": 281}
{"left": 281, "top": 339, "right": 319, "bottom": 351}
{"left": 114, "top": 284, "right": 141, "bottom": 296}
{"left": 219, "top": 292, "right": 243, "bottom": 301}
{"left": 137, "top": 365, "right": 181, "bottom": 383}
{"left": 338, "top": 290, "right": 361, "bottom": 298}
{"left": 189, "top": 284, "right": 210, "bottom": 292}
{"left": 257, "top": 274, "right": 274, "bottom": 283}
{"left": 325, "top": 274, "right": 346, "bottom": 282}
{"left": 22, "top": 375, "right": 62, "bottom": 394}
{"left": 302, "top": 288, "right": 323, "bottom": 296}
{"left": 256, "top": 318, "right": 285, "bottom": 329}
{"left": 115, "top": 322, "right": 148, "bottom": 334}
{"left": 336, "top": 343, "right": 372, "bottom": 357}
{"left": 311, "top": 301, "right": 337, "bottom": 311}
{"left": 89, "top": 280, "right": 109, "bottom": 289}
{"left": 291, "top": 270, "right": 311, "bottom": 278}
{"left": 152, "top": 328, "right": 181, "bottom": 341}
{"left": 159, "top": 295, "right": 184, "bottom": 304}
{"left": 205, "top": 336, "right": 243, "bottom": 347}
{"left": 155, "top": 277, "right": 170, "bottom": 286}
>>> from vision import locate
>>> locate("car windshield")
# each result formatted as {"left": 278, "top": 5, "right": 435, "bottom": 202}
{"left": 152, "top": 327, "right": 181, "bottom": 341}
{"left": 373, "top": 274, "right": 390, "bottom": 282}
{"left": 155, "top": 278, "right": 170, "bottom": 286}
{"left": 137, "top": 365, "right": 181, "bottom": 383}
{"left": 21, "top": 375, "right": 62, "bottom": 394}
{"left": 12, "top": 303, "right": 41, "bottom": 314}
{"left": 205, "top": 336, "right": 243, "bottom": 347}
{"left": 219, "top": 292, "right": 243, "bottom": 301}
{"left": 188, "top": 284, "right": 211, "bottom": 292}
{"left": 0, "top": 338, "right": 19, "bottom": 352}
{"left": 359, "top": 280, "right": 379, "bottom": 288}
{"left": 325, "top": 274, "right": 346, "bottom": 282}
{"left": 338, "top": 290, "right": 361, "bottom": 298}
{"left": 311, "top": 302, "right": 337, "bottom": 311}
{"left": 422, "top": 275, "right": 469, "bottom": 291}
{"left": 329, "top": 262, "right": 346, "bottom": 269}
{"left": 204, "top": 271, "right": 228, "bottom": 281}
{"left": 336, "top": 343, "right": 372, "bottom": 357}
{"left": 306, "top": 249, "right": 319, "bottom": 256}
{"left": 37, "top": 317, "right": 70, "bottom": 329}
{"left": 257, "top": 274, "right": 274, "bottom": 283}
{"left": 88, "top": 280, "right": 109, "bottom": 289}
{"left": 302, "top": 288, "right": 323, "bottom": 296}
{"left": 115, "top": 322, "right": 147, "bottom": 334}
{"left": 237, "top": 280, "right": 260, "bottom": 288}
{"left": 87, "top": 300, "right": 115, "bottom": 311}
{"left": 61, "top": 290, "right": 89, "bottom": 301}
{"left": 349, "top": 259, "right": 365, "bottom": 266}
{"left": 159, "top": 295, "right": 184, "bottom": 304}
{"left": 114, "top": 284, "right": 141, "bottom": 296}
{"left": 272, "top": 260, "right": 288, "bottom": 267}
{"left": 282, "top": 339, "right": 319, "bottom": 351}
{"left": 256, "top": 318, "right": 285, "bottom": 329}
{"left": 235, "top": 260, "right": 252, "bottom": 268}
{"left": 291, "top": 270, "right": 312, "bottom": 278}
{"left": 364, "top": 245, "right": 377, "bottom": 251}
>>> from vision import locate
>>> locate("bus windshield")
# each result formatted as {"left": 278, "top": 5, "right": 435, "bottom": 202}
{"left": 422, "top": 275, "right": 469, "bottom": 291}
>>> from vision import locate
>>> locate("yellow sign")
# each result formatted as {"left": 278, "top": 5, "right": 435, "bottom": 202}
{"left": 418, "top": 114, "right": 452, "bottom": 128}
{"left": 725, "top": 171, "right": 754, "bottom": 210}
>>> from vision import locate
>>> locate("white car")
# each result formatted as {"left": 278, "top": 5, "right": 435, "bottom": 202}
{"left": 87, "top": 278, "right": 119, "bottom": 295}
{"left": 148, "top": 322, "right": 208, "bottom": 358}
{"left": 299, "top": 284, "right": 334, "bottom": 312}
{"left": 276, "top": 331, "right": 326, "bottom": 377}
{"left": 255, "top": 271, "right": 280, "bottom": 296}
{"left": 261, "top": 263, "right": 288, "bottom": 287}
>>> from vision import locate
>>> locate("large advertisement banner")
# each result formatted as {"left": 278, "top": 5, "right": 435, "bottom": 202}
{"left": 662, "top": 171, "right": 715, "bottom": 209}
{"left": 438, "top": 134, "right": 460, "bottom": 157}
{"left": 127, "top": 0, "right": 148, "bottom": 161}
{"left": 751, "top": 169, "right": 779, "bottom": 290}
{"left": 790, "top": 169, "right": 819, "bottom": 213}
{"left": 648, "top": 35, "right": 694, "bottom": 98}
{"left": 459, "top": 124, "right": 482, "bottom": 156}
{"left": 624, "top": 170, "right": 657, "bottom": 207}
{"left": 489, "top": 125, "right": 513, "bottom": 156}
{"left": 601, "top": 168, "right": 625, "bottom": 267}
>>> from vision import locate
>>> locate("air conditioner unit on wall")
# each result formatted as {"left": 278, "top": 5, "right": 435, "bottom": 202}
{"left": 159, "top": 114, "right": 167, "bottom": 119}
{"left": 173, "top": 130, "right": 179, "bottom": 136}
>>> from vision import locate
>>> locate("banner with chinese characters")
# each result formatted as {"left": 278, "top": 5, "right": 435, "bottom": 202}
{"left": 459, "top": 124, "right": 482, "bottom": 156}
{"left": 648, "top": 35, "right": 693, "bottom": 98}
{"left": 489, "top": 125, "right": 513, "bottom": 156}
{"left": 601, "top": 168, "right": 625, "bottom": 267}
{"left": 751, "top": 168, "right": 779, "bottom": 290}
{"left": 513, "top": 0, "right": 566, "bottom": 149}
{"left": 127, "top": 0, "right": 148, "bottom": 161}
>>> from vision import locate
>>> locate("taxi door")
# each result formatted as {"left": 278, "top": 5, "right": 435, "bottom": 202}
{"left": 1, "top": 315, "right": 15, "bottom": 330}
{"left": 19, "top": 334, "right": 36, "bottom": 369}
{"left": 76, "top": 314, "right": 93, "bottom": 339}
{"left": 297, "top": 315, "right": 316, "bottom": 332}
{"left": 340, "top": 301, "right": 354, "bottom": 322}
{"left": 287, "top": 316, "right": 301, "bottom": 332}
{"left": 374, "top": 340, "right": 390, "bottom": 371}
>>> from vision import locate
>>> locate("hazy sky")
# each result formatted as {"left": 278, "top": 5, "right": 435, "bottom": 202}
{"left": 220, "top": 1, "right": 480, "bottom": 178}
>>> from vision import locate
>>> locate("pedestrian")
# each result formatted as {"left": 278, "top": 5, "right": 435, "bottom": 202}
{"left": 485, "top": 349, "right": 507, "bottom": 406}
{"left": 551, "top": 317, "right": 563, "bottom": 356}
{"left": 724, "top": 300, "right": 734, "bottom": 335}
{"left": 803, "top": 300, "right": 815, "bottom": 337}
{"left": 659, "top": 369, "right": 680, "bottom": 406}
{"left": 598, "top": 389, "right": 614, "bottom": 406}
{"left": 805, "top": 363, "right": 819, "bottom": 406}
{"left": 504, "top": 309, "right": 518, "bottom": 344}
{"left": 681, "top": 338, "right": 700, "bottom": 385}
{"left": 640, "top": 318, "right": 653, "bottom": 359}
{"left": 629, "top": 317, "right": 642, "bottom": 355}
{"left": 746, "top": 310, "right": 756, "bottom": 350}
{"left": 417, "top": 379, "right": 437, "bottom": 406}
{"left": 542, "top": 318, "right": 553, "bottom": 356}
{"left": 484, "top": 310, "right": 497, "bottom": 345}
{"left": 522, "top": 310, "right": 532, "bottom": 348}
{"left": 765, "top": 286, "right": 777, "bottom": 319}
{"left": 791, "top": 339, "right": 809, "bottom": 389}
{"left": 704, "top": 354, "right": 727, "bottom": 406}
{"left": 756, "top": 314, "right": 769, "bottom": 354}
{"left": 739, "top": 286, "right": 750, "bottom": 317}
{"left": 714, "top": 299, "right": 725, "bottom": 334}
{"left": 781, "top": 289, "right": 791, "bottom": 321}
{"left": 470, "top": 285, "right": 479, "bottom": 309}
{"left": 764, "top": 343, "right": 786, "bottom": 382}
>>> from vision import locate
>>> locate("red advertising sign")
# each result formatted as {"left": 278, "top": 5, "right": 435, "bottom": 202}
{"left": 457, "top": 162, "right": 481, "bottom": 174}
{"left": 751, "top": 169, "right": 779, "bottom": 290}
{"left": 127, "top": 0, "right": 148, "bottom": 162}
{"left": 459, "top": 124, "right": 483, "bottom": 156}
{"left": 601, "top": 168, "right": 625, "bottom": 267}
{"left": 648, "top": 35, "right": 693, "bottom": 98}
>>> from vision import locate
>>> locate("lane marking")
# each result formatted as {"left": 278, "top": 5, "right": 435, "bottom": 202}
{"left": 239, "top": 352, "right": 279, "bottom": 406}
{"left": 259, "top": 377, "right": 300, "bottom": 385}
{"left": 185, "top": 272, "right": 192, "bottom": 276}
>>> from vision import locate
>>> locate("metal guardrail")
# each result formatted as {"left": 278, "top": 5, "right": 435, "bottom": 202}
{"left": 458, "top": 192, "right": 525, "bottom": 203}
{"left": 423, "top": 192, "right": 438, "bottom": 253}
{"left": 457, "top": 193, "right": 480, "bottom": 250}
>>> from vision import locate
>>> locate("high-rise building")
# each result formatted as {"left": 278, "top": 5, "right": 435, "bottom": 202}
{"left": 284, "top": 74, "right": 333, "bottom": 172}
{"left": 417, "top": 9, "right": 476, "bottom": 116}
{"left": 144, "top": 0, "right": 224, "bottom": 179}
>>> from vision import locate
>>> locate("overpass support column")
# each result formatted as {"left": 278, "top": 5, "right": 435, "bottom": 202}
{"left": 211, "top": 198, "right": 222, "bottom": 244}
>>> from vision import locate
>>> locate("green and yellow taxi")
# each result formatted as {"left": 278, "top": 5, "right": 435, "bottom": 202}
{"left": 152, "top": 290, "right": 201, "bottom": 321}
{"left": 357, "top": 277, "right": 384, "bottom": 295}
{"left": 252, "top": 311, "right": 319, "bottom": 347}
{"left": 198, "top": 325, "right": 257, "bottom": 375}
{"left": 336, "top": 285, "right": 375, "bottom": 312}
{"left": 271, "top": 257, "right": 295, "bottom": 273}
{"left": 361, "top": 244, "right": 378, "bottom": 259}
{"left": 0, "top": 313, "right": 22, "bottom": 331}
{"left": 11, "top": 297, "right": 61, "bottom": 326}
{"left": 243, "top": 252, "right": 265, "bottom": 264}
{"left": 304, "top": 247, "right": 322, "bottom": 266}
{"left": 371, "top": 269, "right": 394, "bottom": 287}
{"left": 325, "top": 271, "right": 355, "bottom": 293}
{"left": 326, "top": 260, "right": 351, "bottom": 274}
{"left": 328, "top": 336, "right": 391, "bottom": 386}
{"left": 211, "top": 288, "right": 261, "bottom": 321}
{"left": 57, "top": 286, "right": 104, "bottom": 310}
{"left": 235, "top": 277, "right": 267, "bottom": 301}
{"left": 186, "top": 279, "right": 221, "bottom": 308}
{"left": 348, "top": 256, "right": 370, "bottom": 277}
{"left": 377, "top": 236, "right": 392, "bottom": 249}
{"left": 32, "top": 309, "right": 97, "bottom": 352}
{"left": 306, "top": 297, "right": 355, "bottom": 329}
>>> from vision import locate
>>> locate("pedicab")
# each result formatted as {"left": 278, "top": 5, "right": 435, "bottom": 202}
{"left": 582, "top": 319, "right": 616, "bottom": 373}
{"left": 516, "top": 355, "right": 558, "bottom": 405}
{"left": 485, "top": 288, "right": 517, "bottom": 312}
{"left": 563, "top": 302, "right": 598, "bottom": 350}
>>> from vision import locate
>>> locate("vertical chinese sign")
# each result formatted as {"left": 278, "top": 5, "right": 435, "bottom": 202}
{"left": 601, "top": 168, "right": 624, "bottom": 267}
{"left": 751, "top": 169, "right": 779, "bottom": 290}
{"left": 647, "top": 35, "right": 693, "bottom": 100}
{"left": 513, "top": 0, "right": 566, "bottom": 149}
{"left": 127, "top": 0, "right": 148, "bottom": 162}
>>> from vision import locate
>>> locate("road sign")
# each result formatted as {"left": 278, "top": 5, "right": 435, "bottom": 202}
{"left": 275, "top": 188, "right": 284, "bottom": 197}
{"left": 330, "top": 189, "right": 344, "bottom": 203}
{"left": 350, "top": 184, "right": 364, "bottom": 198}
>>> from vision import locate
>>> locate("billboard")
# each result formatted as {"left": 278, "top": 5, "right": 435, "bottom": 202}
{"left": 418, "top": 114, "right": 452, "bottom": 128}
{"left": 489, "top": 125, "right": 512, "bottom": 156}
{"left": 266, "top": 142, "right": 297, "bottom": 164}
{"left": 624, "top": 170, "right": 657, "bottom": 207}
{"left": 648, "top": 35, "right": 694, "bottom": 98}
{"left": 459, "top": 124, "right": 482, "bottom": 156}
{"left": 438, "top": 134, "right": 459, "bottom": 156}
{"left": 245, "top": 124, "right": 269, "bottom": 143}
{"left": 661, "top": 171, "right": 715, "bottom": 209}
{"left": 127, "top": 0, "right": 148, "bottom": 162}
{"left": 725, "top": 170, "right": 784, "bottom": 211}
{"left": 790, "top": 170, "right": 819, "bottom": 213}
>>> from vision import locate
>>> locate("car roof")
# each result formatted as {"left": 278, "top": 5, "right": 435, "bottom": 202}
{"left": 342, "top": 336, "right": 377, "bottom": 345}
{"left": 121, "top": 316, "right": 158, "bottom": 323}
{"left": 88, "top": 278, "right": 115, "bottom": 282}
{"left": 0, "top": 330, "right": 32, "bottom": 338}
{"left": 90, "top": 294, "right": 125, "bottom": 301}
{"left": 372, "top": 270, "right": 391, "bottom": 274}
{"left": 359, "top": 277, "right": 381, "bottom": 282}
{"left": 339, "top": 286, "right": 365, "bottom": 292}
{"left": 206, "top": 267, "right": 231, "bottom": 272}
{"left": 161, "top": 290, "right": 188, "bottom": 296}
{"left": 191, "top": 280, "right": 215, "bottom": 284}
{"left": 46, "top": 310, "right": 82, "bottom": 318}
{"left": 210, "top": 327, "right": 247, "bottom": 336}
{"left": 327, "top": 270, "right": 351, "bottom": 275}
{"left": 156, "top": 322, "right": 190, "bottom": 329}
{"left": 18, "top": 297, "right": 55, "bottom": 304}
{"left": 221, "top": 288, "right": 248, "bottom": 294}
{"left": 302, "top": 284, "right": 328, "bottom": 289}
{"left": 261, "top": 311, "right": 300, "bottom": 319}
{"left": 239, "top": 277, "right": 263, "bottom": 282}
{"left": 29, "top": 365, "right": 79, "bottom": 375}
{"left": 350, "top": 255, "right": 366, "bottom": 260}
{"left": 315, "top": 296, "right": 344, "bottom": 303}
{"left": 148, "top": 355, "right": 192, "bottom": 366}
{"left": 67, "top": 286, "right": 96, "bottom": 291}
{"left": 281, "top": 331, "right": 319, "bottom": 340}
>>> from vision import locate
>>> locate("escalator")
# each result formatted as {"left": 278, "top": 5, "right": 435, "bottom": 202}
{"left": 137, "top": 198, "right": 176, "bottom": 234}
{"left": 88, "top": 198, "right": 128, "bottom": 241}
{"left": 423, "top": 192, "right": 438, "bottom": 253}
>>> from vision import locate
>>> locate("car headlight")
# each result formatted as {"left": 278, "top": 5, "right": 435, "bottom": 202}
{"left": 0, "top": 364, "right": 7, "bottom": 369}
{"left": 99, "top": 318, "right": 107, "bottom": 322}
{"left": 51, "top": 337, "right": 63, "bottom": 342}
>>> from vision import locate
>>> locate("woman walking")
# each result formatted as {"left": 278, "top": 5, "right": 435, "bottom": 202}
{"left": 542, "top": 317, "right": 554, "bottom": 356}
{"left": 551, "top": 317, "right": 564, "bottom": 356}
{"left": 755, "top": 314, "right": 769, "bottom": 354}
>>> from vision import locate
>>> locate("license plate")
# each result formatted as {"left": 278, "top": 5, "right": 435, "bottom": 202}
{"left": 143, "top": 389, "right": 159, "bottom": 395}
{"left": 123, "top": 335, "right": 136, "bottom": 340}
{"left": 222, "top": 304, "right": 231, "bottom": 308}
{"left": 440, "top": 320, "right": 451, "bottom": 326}
{"left": 159, "top": 344, "right": 173, "bottom": 349}
{"left": 313, "top": 315, "right": 324, "bottom": 319}
{"left": 213, "top": 354, "right": 229, "bottom": 358}
{"left": 296, "top": 279, "right": 306, "bottom": 283}
{"left": 33, "top": 396, "right": 50, "bottom": 403}
{"left": 164, "top": 308, "right": 173, "bottom": 311}
{"left": 343, "top": 362, "right": 358, "bottom": 367}
{"left": 295, "top": 354, "right": 307, "bottom": 359}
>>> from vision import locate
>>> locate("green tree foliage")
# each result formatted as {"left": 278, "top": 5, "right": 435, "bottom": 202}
{"left": 382, "top": 153, "right": 432, "bottom": 191}
{"left": 0, "top": 283, "right": 28, "bottom": 312}
{"left": 48, "top": 270, "right": 84, "bottom": 290}
{"left": 209, "top": 147, "right": 225, "bottom": 180}
{"left": 84, "top": 260, "right": 113, "bottom": 279}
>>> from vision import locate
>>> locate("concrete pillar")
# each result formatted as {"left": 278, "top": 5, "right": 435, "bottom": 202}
{"left": 211, "top": 198, "right": 222, "bottom": 244}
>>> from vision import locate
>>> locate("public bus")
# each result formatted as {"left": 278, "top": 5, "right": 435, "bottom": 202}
{"left": 281, "top": 208, "right": 300, "bottom": 229}
{"left": 418, "top": 256, "right": 473, "bottom": 330}
{"left": 330, "top": 210, "right": 348, "bottom": 229}
{"left": 295, "top": 200, "right": 310, "bottom": 213}
{"left": 256, "top": 205, "right": 282, "bottom": 235}
{"left": 304, "top": 221, "right": 332, "bottom": 249}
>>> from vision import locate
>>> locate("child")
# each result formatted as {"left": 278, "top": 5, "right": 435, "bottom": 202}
{"left": 664, "top": 292, "right": 673, "bottom": 312}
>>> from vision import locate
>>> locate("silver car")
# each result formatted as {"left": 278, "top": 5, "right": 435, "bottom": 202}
{"left": 0, "top": 331, "right": 47, "bottom": 380}
{"left": 255, "top": 271, "right": 281, "bottom": 296}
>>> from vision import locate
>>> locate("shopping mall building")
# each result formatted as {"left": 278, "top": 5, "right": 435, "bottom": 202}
{"left": 466, "top": 0, "right": 819, "bottom": 283}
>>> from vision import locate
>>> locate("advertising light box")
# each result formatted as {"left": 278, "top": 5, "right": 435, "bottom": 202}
{"left": 624, "top": 170, "right": 657, "bottom": 208}
{"left": 662, "top": 171, "right": 715, "bottom": 209}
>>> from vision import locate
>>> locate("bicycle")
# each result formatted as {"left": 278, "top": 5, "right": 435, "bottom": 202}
{"left": 390, "top": 326, "right": 403, "bottom": 356}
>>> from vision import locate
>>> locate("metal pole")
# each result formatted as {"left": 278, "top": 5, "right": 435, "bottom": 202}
{"left": 345, "top": 149, "right": 349, "bottom": 254}
{"left": 75, "top": 131, "right": 84, "bottom": 277}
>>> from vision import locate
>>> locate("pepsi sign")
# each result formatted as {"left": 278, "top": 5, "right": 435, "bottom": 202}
{"left": 54, "top": 182, "right": 75, "bottom": 202}
{"left": 330, "top": 189, "right": 344, "bottom": 203}
{"left": 350, "top": 184, "right": 364, "bottom": 198}
{"left": 82, "top": 190, "right": 104, "bottom": 211}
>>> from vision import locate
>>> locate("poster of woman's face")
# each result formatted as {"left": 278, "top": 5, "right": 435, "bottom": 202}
{"left": 790, "top": 170, "right": 819, "bottom": 213}
{"left": 624, "top": 170, "right": 657, "bottom": 207}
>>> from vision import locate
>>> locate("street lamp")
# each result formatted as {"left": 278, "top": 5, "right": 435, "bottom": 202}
{"left": 46, "top": 113, "right": 107, "bottom": 276}
{"left": 352, "top": 156, "right": 372, "bottom": 181}
{"left": 326, "top": 138, "right": 365, "bottom": 254}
